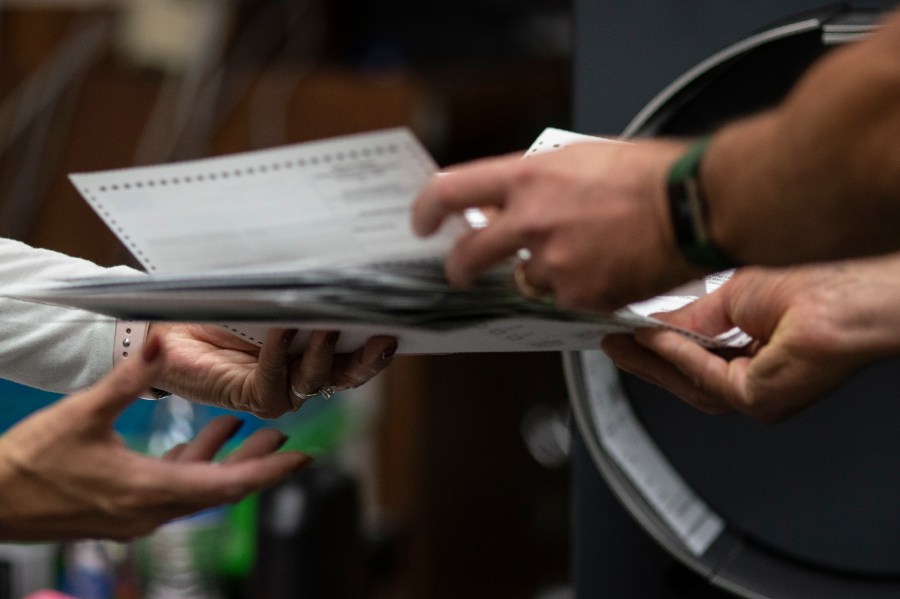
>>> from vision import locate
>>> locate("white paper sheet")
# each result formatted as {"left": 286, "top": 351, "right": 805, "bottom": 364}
{"left": 69, "top": 128, "right": 463, "bottom": 274}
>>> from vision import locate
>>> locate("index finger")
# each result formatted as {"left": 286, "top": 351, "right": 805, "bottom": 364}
{"left": 602, "top": 333, "right": 734, "bottom": 415}
{"left": 635, "top": 328, "right": 750, "bottom": 408}
{"left": 411, "top": 153, "right": 522, "bottom": 237}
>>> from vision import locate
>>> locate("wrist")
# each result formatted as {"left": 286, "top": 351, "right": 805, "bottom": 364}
{"left": 839, "top": 255, "right": 900, "bottom": 359}
{"left": 666, "top": 137, "right": 737, "bottom": 271}
{"left": 701, "top": 113, "right": 783, "bottom": 265}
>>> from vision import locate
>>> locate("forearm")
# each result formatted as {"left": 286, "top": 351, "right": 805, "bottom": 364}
{"left": 725, "top": 254, "right": 900, "bottom": 365}
{"left": 0, "top": 238, "right": 140, "bottom": 392}
{"left": 702, "top": 9, "right": 900, "bottom": 266}
{"left": 823, "top": 253, "right": 900, "bottom": 362}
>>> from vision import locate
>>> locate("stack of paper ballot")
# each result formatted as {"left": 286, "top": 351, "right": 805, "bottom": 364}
{"left": 12, "top": 127, "right": 748, "bottom": 353}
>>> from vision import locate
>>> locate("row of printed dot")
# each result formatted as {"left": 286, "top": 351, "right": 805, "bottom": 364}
{"left": 526, "top": 139, "right": 564, "bottom": 156}
{"left": 223, "top": 325, "right": 264, "bottom": 346}
{"left": 92, "top": 143, "right": 401, "bottom": 193}
{"left": 81, "top": 191, "right": 157, "bottom": 270}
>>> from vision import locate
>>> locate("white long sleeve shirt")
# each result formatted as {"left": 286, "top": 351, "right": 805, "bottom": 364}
{"left": 0, "top": 238, "right": 141, "bottom": 393}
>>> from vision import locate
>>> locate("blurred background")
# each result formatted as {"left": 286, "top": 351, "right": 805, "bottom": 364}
{"left": 0, "top": 0, "right": 574, "bottom": 597}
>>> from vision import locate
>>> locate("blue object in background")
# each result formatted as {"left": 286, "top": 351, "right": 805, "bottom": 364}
{"left": 0, "top": 378, "right": 158, "bottom": 445}
{"left": 0, "top": 378, "right": 353, "bottom": 454}
{"left": 0, "top": 378, "right": 65, "bottom": 430}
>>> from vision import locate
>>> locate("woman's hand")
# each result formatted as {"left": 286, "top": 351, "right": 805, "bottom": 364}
{"left": 0, "top": 336, "right": 308, "bottom": 542}
{"left": 151, "top": 325, "right": 397, "bottom": 418}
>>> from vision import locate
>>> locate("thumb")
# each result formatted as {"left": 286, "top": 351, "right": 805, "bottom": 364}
{"left": 649, "top": 290, "right": 734, "bottom": 338}
{"left": 73, "top": 334, "right": 167, "bottom": 422}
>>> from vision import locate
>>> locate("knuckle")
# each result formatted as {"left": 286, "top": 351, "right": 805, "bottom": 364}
{"left": 515, "top": 206, "right": 549, "bottom": 238}
{"left": 540, "top": 247, "right": 568, "bottom": 271}
{"left": 351, "top": 369, "right": 378, "bottom": 384}
{"left": 256, "top": 367, "right": 285, "bottom": 391}
{"left": 254, "top": 406, "right": 288, "bottom": 419}
{"left": 511, "top": 159, "right": 545, "bottom": 187}
{"left": 432, "top": 175, "right": 465, "bottom": 209}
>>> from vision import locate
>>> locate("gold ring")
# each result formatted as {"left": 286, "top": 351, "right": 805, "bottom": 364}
{"left": 512, "top": 260, "right": 553, "bottom": 301}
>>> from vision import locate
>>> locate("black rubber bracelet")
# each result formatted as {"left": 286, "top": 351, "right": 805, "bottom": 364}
{"left": 666, "top": 138, "right": 737, "bottom": 271}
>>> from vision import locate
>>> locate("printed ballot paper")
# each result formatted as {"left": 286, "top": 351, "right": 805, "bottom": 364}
{"left": 12, "top": 127, "right": 747, "bottom": 354}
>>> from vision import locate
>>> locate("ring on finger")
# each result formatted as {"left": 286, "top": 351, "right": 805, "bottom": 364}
{"left": 290, "top": 385, "right": 317, "bottom": 401}
{"left": 512, "top": 259, "right": 553, "bottom": 301}
{"left": 319, "top": 384, "right": 339, "bottom": 400}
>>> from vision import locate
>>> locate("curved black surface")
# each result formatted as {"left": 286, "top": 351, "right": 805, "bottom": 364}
{"left": 624, "top": 359, "right": 900, "bottom": 577}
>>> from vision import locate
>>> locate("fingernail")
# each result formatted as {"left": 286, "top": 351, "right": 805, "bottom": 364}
{"left": 282, "top": 329, "right": 299, "bottom": 347}
{"left": 381, "top": 343, "right": 398, "bottom": 361}
{"left": 142, "top": 335, "right": 162, "bottom": 363}
{"left": 325, "top": 331, "right": 340, "bottom": 347}
{"left": 294, "top": 454, "right": 313, "bottom": 471}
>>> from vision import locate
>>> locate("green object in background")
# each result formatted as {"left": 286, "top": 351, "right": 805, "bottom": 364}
{"left": 218, "top": 392, "right": 362, "bottom": 582}
{"left": 220, "top": 494, "right": 258, "bottom": 580}
{"left": 276, "top": 394, "right": 357, "bottom": 456}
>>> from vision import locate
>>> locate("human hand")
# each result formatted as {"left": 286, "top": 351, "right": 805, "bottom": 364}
{"left": 0, "top": 336, "right": 308, "bottom": 542}
{"left": 602, "top": 256, "right": 900, "bottom": 423}
{"left": 411, "top": 140, "right": 705, "bottom": 311}
{"left": 150, "top": 325, "right": 397, "bottom": 418}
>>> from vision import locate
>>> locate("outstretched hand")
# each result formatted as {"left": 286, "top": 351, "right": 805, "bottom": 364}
{"left": 0, "top": 336, "right": 308, "bottom": 542}
{"left": 151, "top": 324, "right": 397, "bottom": 418}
